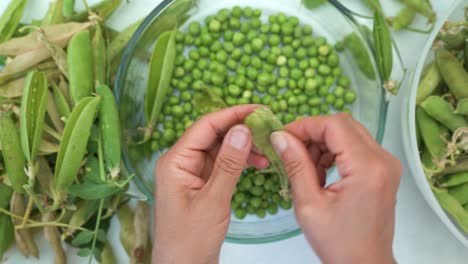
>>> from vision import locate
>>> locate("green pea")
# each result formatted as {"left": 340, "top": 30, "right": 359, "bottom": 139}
{"left": 318, "top": 64, "right": 331, "bottom": 75}
{"left": 188, "top": 21, "right": 201, "bottom": 36}
{"left": 328, "top": 53, "right": 340, "bottom": 67}
{"left": 256, "top": 208, "right": 267, "bottom": 218}
{"left": 234, "top": 208, "right": 247, "bottom": 219}
{"left": 344, "top": 90, "right": 357, "bottom": 103}
{"left": 228, "top": 84, "right": 242, "bottom": 96}
{"left": 334, "top": 98, "right": 345, "bottom": 110}
{"left": 290, "top": 68, "right": 302, "bottom": 80}
{"left": 267, "top": 203, "right": 278, "bottom": 215}
{"left": 320, "top": 104, "right": 330, "bottom": 114}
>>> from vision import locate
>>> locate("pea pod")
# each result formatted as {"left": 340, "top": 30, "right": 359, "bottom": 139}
{"left": 0, "top": 183, "right": 14, "bottom": 260}
{"left": 93, "top": 24, "right": 107, "bottom": 86}
{"left": 46, "top": 90, "right": 65, "bottom": 133}
{"left": 402, "top": 0, "right": 435, "bottom": 23}
{"left": 342, "top": 33, "right": 376, "bottom": 80}
{"left": 37, "top": 30, "right": 68, "bottom": 79}
{"left": 108, "top": 19, "right": 142, "bottom": 66}
{"left": 70, "top": 0, "right": 122, "bottom": 22}
{"left": 143, "top": 30, "right": 176, "bottom": 142}
{"left": 454, "top": 98, "right": 468, "bottom": 115}
{"left": 362, "top": 0, "right": 382, "bottom": 11}
{"left": 68, "top": 30, "right": 94, "bottom": 105}
{"left": 435, "top": 48, "right": 468, "bottom": 100}
{"left": 420, "top": 96, "right": 468, "bottom": 132}
{"left": 53, "top": 96, "right": 101, "bottom": 206}
{"left": 133, "top": 202, "right": 150, "bottom": 264}
{"left": 373, "top": 10, "right": 393, "bottom": 90}
{"left": 101, "top": 242, "right": 117, "bottom": 264}
{"left": 437, "top": 28, "right": 467, "bottom": 50}
{"left": 416, "top": 62, "right": 441, "bottom": 105}
{"left": 436, "top": 157, "right": 468, "bottom": 177}
{"left": 96, "top": 84, "right": 121, "bottom": 178}
{"left": 20, "top": 71, "right": 48, "bottom": 164}
{"left": 439, "top": 172, "right": 468, "bottom": 188}
{"left": 117, "top": 204, "right": 136, "bottom": 256}
{"left": 42, "top": 0, "right": 65, "bottom": 26}
{"left": 0, "top": 0, "right": 27, "bottom": 43}
{"left": 416, "top": 107, "right": 448, "bottom": 163}
{"left": 0, "top": 22, "right": 92, "bottom": 56}
{"left": 432, "top": 185, "right": 468, "bottom": 232}
{"left": 0, "top": 113, "right": 28, "bottom": 193}
{"left": 65, "top": 200, "right": 98, "bottom": 237}
{"left": 63, "top": 0, "right": 75, "bottom": 18}
{"left": 245, "top": 107, "right": 289, "bottom": 199}
{"left": 51, "top": 82, "right": 71, "bottom": 119}
{"left": 392, "top": 6, "right": 416, "bottom": 31}
{"left": 464, "top": 39, "right": 467, "bottom": 71}
{"left": 42, "top": 212, "right": 66, "bottom": 264}
{"left": 10, "top": 192, "right": 39, "bottom": 258}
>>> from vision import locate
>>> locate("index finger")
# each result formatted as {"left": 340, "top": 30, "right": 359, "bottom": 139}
{"left": 284, "top": 113, "right": 373, "bottom": 157}
{"left": 171, "top": 104, "right": 259, "bottom": 152}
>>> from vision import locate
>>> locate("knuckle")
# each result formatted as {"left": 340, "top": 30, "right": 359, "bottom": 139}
{"left": 284, "top": 159, "right": 305, "bottom": 180}
{"left": 215, "top": 154, "right": 242, "bottom": 175}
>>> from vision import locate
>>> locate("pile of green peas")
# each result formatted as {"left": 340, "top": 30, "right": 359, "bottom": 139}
{"left": 150, "top": 6, "right": 357, "bottom": 219}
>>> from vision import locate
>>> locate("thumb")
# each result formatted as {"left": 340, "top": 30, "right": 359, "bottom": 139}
{"left": 206, "top": 125, "right": 252, "bottom": 202}
{"left": 270, "top": 131, "right": 323, "bottom": 205}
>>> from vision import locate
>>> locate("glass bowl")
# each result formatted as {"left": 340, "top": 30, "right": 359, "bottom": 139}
{"left": 115, "top": 0, "right": 391, "bottom": 243}
{"left": 401, "top": 0, "right": 468, "bottom": 248}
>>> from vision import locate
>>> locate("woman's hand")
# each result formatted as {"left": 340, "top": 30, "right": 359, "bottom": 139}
{"left": 152, "top": 105, "right": 268, "bottom": 264}
{"left": 271, "top": 113, "right": 402, "bottom": 264}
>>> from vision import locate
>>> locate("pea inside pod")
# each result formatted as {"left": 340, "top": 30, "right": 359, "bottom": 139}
{"left": 416, "top": 62, "right": 441, "bottom": 105}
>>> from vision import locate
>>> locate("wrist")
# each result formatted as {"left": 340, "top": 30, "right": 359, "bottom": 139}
{"left": 153, "top": 242, "right": 220, "bottom": 264}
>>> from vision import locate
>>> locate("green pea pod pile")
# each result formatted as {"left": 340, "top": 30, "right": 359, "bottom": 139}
{"left": 0, "top": 0, "right": 141, "bottom": 261}
{"left": 415, "top": 13, "right": 468, "bottom": 233}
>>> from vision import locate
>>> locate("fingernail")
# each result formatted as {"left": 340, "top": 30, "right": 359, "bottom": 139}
{"left": 228, "top": 126, "right": 249, "bottom": 150}
{"left": 271, "top": 132, "right": 288, "bottom": 153}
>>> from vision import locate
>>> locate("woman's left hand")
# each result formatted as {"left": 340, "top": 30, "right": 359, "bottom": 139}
{"left": 153, "top": 105, "right": 268, "bottom": 264}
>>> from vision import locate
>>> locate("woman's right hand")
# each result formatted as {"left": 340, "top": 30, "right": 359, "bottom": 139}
{"left": 270, "top": 113, "right": 402, "bottom": 264}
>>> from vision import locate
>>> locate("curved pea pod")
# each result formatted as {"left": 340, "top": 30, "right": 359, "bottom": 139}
{"left": 96, "top": 84, "right": 121, "bottom": 178}
{"left": 432, "top": 185, "right": 468, "bottom": 233}
{"left": 416, "top": 62, "right": 441, "bottom": 105}
{"left": 145, "top": 30, "right": 176, "bottom": 131}
{"left": 449, "top": 182, "right": 468, "bottom": 205}
{"left": 51, "top": 82, "right": 71, "bottom": 119}
{"left": 435, "top": 48, "right": 468, "bottom": 100}
{"left": 343, "top": 33, "right": 376, "bottom": 80}
{"left": 245, "top": 107, "right": 290, "bottom": 199}
{"left": 93, "top": 24, "right": 107, "bottom": 86}
{"left": 438, "top": 171, "right": 468, "bottom": 188}
{"left": 117, "top": 204, "right": 136, "bottom": 257}
{"left": 42, "top": 212, "right": 66, "bottom": 264}
{"left": 20, "top": 71, "right": 48, "bottom": 164}
{"left": 0, "top": 0, "right": 27, "bottom": 43}
{"left": 68, "top": 30, "right": 94, "bottom": 105}
{"left": 0, "top": 113, "right": 28, "bottom": 194}
{"left": 101, "top": 242, "right": 117, "bottom": 264}
{"left": 420, "top": 96, "right": 468, "bottom": 132}
{"left": 392, "top": 6, "right": 416, "bottom": 31}
{"left": 132, "top": 202, "right": 150, "bottom": 264}
{"left": 373, "top": 10, "right": 393, "bottom": 87}
{"left": 416, "top": 107, "right": 448, "bottom": 163}
{"left": 53, "top": 96, "right": 101, "bottom": 206}
{"left": 10, "top": 192, "right": 39, "bottom": 258}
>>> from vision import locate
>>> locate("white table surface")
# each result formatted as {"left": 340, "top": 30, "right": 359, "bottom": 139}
{"left": 2, "top": 0, "right": 468, "bottom": 263}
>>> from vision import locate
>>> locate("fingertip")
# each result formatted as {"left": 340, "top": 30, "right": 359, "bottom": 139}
{"left": 227, "top": 125, "right": 252, "bottom": 151}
